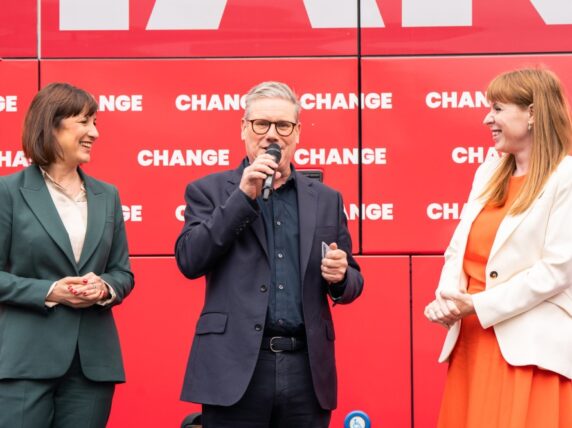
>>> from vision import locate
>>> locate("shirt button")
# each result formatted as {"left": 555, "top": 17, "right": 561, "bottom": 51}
{"left": 278, "top": 319, "right": 284, "bottom": 325}
{"left": 254, "top": 324, "right": 262, "bottom": 331}
{"left": 489, "top": 271, "right": 498, "bottom": 279}
{"left": 260, "top": 285, "right": 268, "bottom": 292}
{"left": 278, "top": 284, "right": 284, "bottom": 290}
{"left": 276, "top": 220, "right": 281, "bottom": 226}
{"left": 277, "top": 252, "right": 284, "bottom": 259}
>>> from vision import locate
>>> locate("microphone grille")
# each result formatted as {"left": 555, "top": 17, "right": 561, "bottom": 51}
{"left": 266, "top": 143, "right": 282, "bottom": 162}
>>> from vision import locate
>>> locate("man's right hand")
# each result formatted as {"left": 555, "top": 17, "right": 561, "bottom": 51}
{"left": 239, "top": 154, "right": 280, "bottom": 199}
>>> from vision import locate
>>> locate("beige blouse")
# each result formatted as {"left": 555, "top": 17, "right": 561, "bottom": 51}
{"left": 41, "top": 169, "right": 115, "bottom": 306}
{"left": 43, "top": 169, "right": 88, "bottom": 263}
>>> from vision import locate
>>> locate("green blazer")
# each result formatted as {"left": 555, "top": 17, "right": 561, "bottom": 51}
{"left": 0, "top": 165, "right": 134, "bottom": 382}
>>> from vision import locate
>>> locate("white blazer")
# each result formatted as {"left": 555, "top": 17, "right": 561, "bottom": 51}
{"left": 437, "top": 155, "right": 572, "bottom": 379}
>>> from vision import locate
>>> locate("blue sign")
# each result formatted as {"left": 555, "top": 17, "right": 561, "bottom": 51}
{"left": 344, "top": 410, "right": 371, "bottom": 428}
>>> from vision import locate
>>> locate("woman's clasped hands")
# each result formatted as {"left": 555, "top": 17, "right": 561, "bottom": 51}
{"left": 424, "top": 289, "right": 476, "bottom": 328}
{"left": 47, "top": 272, "right": 110, "bottom": 308}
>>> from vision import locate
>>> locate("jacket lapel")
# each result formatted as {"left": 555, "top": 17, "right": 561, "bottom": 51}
{"left": 488, "top": 191, "right": 543, "bottom": 261}
{"left": 448, "top": 198, "right": 485, "bottom": 284}
{"left": 250, "top": 214, "right": 269, "bottom": 261}
{"left": 297, "top": 174, "right": 317, "bottom": 282}
{"left": 19, "top": 165, "right": 77, "bottom": 270}
{"left": 226, "top": 163, "right": 269, "bottom": 260}
{"left": 77, "top": 170, "right": 106, "bottom": 270}
{"left": 456, "top": 189, "right": 534, "bottom": 267}
{"left": 460, "top": 198, "right": 484, "bottom": 225}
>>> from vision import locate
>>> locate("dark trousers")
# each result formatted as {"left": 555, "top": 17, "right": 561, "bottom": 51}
{"left": 202, "top": 349, "right": 331, "bottom": 428}
{"left": 0, "top": 351, "right": 115, "bottom": 428}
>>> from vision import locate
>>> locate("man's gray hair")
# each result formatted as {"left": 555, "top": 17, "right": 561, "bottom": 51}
{"left": 243, "top": 81, "right": 301, "bottom": 120}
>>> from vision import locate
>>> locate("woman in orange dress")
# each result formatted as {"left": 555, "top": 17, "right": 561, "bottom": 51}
{"left": 425, "top": 68, "right": 572, "bottom": 427}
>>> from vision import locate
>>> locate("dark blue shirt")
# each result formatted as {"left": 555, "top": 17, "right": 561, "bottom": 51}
{"left": 257, "top": 170, "right": 304, "bottom": 336}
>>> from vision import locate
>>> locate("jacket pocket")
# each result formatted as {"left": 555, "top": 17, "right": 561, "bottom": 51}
{"left": 195, "top": 312, "right": 228, "bottom": 334}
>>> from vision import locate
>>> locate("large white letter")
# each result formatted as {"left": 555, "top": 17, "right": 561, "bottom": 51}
{"left": 531, "top": 0, "right": 572, "bottom": 24}
{"left": 303, "top": 0, "right": 384, "bottom": 28}
{"left": 147, "top": 0, "right": 228, "bottom": 30}
{"left": 402, "top": 0, "right": 471, "bottom": 27}
{"left": 60, "top": 0, "right": 129, "bottom": 30}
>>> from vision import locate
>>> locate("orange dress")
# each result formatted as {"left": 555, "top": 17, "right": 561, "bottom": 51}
{"left": 437, "top": 175, "right": 572, "bottom": 428}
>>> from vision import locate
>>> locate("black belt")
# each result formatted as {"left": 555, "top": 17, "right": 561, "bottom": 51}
{"left": 261, "top": 336, "right": 306, "bottom": 353}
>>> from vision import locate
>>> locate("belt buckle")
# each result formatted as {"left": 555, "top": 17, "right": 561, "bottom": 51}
{"left": 269, "top": 336, "right": 284, "bottom": 353}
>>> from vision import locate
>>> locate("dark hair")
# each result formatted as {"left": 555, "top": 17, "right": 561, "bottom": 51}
{"left": 22, "top": 82, "right": 98, "bottom": 166}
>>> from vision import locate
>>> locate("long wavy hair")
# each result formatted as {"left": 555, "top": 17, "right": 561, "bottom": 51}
{"left": 481, "top": 68, "right": 572, "bottom": 215}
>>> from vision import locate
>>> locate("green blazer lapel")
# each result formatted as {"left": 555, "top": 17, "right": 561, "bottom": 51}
{"left": 78, "top": 170, "right": 107, "bottom": 271}
{"left": 297, "top": 174, "right": 317, "bottom": 282}
{"left": 20, "top": 165, "right": 77, "bottom": 270}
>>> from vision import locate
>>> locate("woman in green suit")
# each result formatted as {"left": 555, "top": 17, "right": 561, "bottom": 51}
{"left": 0, "top": 82, "right": 134, "bottom": 427}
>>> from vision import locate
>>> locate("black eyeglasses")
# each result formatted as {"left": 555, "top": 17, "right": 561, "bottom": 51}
{"left": 246, "top": 119, "right": 297, "bottom": 137}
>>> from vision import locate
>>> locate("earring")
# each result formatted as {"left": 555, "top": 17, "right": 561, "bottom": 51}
{"left": 528, "top": 122, "right": 532, "bottom": 131}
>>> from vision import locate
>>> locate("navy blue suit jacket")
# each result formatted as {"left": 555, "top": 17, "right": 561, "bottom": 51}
{"left": 175, "top": 161, "right": 363, "bottom": 409}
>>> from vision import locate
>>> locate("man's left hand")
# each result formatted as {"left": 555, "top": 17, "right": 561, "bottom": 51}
{"left": 321, "top": 242, "right": 348, "bottom": 284}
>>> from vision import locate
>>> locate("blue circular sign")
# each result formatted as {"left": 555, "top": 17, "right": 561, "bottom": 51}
{"left": 344, "top": 410, "right": 371, "bottom": 428}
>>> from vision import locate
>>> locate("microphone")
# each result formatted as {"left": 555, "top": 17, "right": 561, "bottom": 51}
{"left": 262, "top": 143, "right": 282, "bottom": 201}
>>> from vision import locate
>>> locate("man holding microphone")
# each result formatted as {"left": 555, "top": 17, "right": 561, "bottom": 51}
{"left": 175, "top": 81, "right": 363, "bottom": 428}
